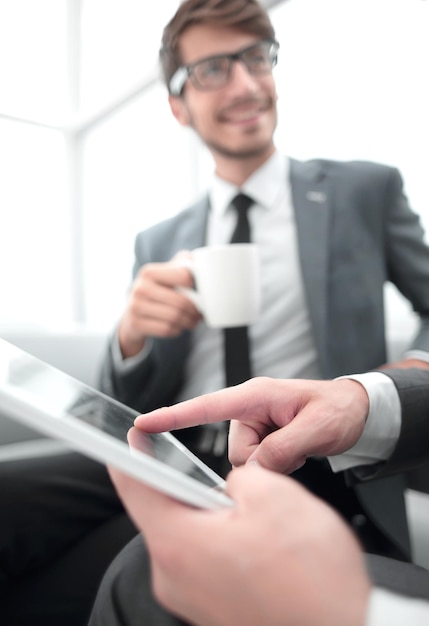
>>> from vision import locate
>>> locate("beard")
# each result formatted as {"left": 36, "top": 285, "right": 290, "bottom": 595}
{"left": 186, "top": 97, "right": 277, "bottom": 162}
{"left": 205, "top": 133, "right": 275, "bottom": 161}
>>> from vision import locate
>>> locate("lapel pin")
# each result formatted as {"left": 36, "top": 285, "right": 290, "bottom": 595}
{"left": 306, "top": 191, "right": 327, "bottom": 203}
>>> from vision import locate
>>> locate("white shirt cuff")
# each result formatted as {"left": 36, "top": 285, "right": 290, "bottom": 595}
{"left": 366, "top": 587, "right": 429, "bottom": 625}
{"left": 111, "top": 331, "right": 153, "bottom": 373}
{"left": 328, "top": 372, "right": 401, "bottom": 472}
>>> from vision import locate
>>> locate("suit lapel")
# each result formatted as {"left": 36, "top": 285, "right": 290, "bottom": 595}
{"left": 289, "top": 158, "right": 332, "bottom": 372}
{"left": 179, "top": 196, "right": 210, "bottom": 251}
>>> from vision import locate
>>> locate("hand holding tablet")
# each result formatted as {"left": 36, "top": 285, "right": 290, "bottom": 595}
{"left": 0, "top": 338, "right": 233, "bottom": 510}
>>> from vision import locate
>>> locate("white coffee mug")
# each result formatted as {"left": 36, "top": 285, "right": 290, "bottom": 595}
{"left": 179, "top": 243, "right": 261, "bottom": 328}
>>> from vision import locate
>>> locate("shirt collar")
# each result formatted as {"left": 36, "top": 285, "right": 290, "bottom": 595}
{"left": 209, "top": 151, "right": 289, "bottom": 217}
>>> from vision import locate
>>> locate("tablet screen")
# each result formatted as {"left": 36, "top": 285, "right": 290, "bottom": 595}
{"left": 0, "top": 338, "right": 233, "bottom": 509}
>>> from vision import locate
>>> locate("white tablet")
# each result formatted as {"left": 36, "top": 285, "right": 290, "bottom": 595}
{"left": 0, "top": 338, "right": 233, "bottom": 510}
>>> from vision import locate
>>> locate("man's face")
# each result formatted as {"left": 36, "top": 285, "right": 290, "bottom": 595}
{"left": 169, "top": 24, "right": 278, "bottom": 163}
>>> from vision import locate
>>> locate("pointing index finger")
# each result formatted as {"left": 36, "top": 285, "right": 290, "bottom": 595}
{"left": 134, "top": 383, "right": 251, "bottom": 433}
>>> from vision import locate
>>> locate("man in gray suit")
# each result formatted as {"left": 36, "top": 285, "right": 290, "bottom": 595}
{"left": 99, "top": 0, "right": 429, "bottom": 563}
{"left": 89, "top": 368, "right": 429, "bottom": 626}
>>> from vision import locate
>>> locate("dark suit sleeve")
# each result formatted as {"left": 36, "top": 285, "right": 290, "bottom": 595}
{"left": 97, "top": 336, "right": 159, "bottom": 412}
{"left": 350, "top": 368, "right": 429, "bottom": 482}
{"left": 381, "top": 368, "right": 429, "bottom": 470}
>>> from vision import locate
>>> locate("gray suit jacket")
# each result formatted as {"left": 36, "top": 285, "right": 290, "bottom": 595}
{"left": 99, "top": 158, "right": 429, "bottom": 558}
{"left": 381, "top": 368, "right": 429, "bottom": 474}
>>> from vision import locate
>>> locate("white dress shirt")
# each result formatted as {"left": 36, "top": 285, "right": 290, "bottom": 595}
{"left": 176, "top": 151, "right": 320, "bottom": 401}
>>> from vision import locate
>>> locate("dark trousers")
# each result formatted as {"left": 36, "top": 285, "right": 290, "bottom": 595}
{"left": 88, "top": 534, "right": 185, "bottom": 626}
{"left": 292, "top": 458, "right": 410, "bottom": 562}
{"left": 0, "top": 452, "right": 137, "bottom": 626}
{"left": 88, "top": 529, "right": 429, "bottom": 626}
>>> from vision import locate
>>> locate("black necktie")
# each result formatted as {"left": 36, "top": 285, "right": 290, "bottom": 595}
{"left": 196, "top": 193, "right": 254, "bottom": 465}
{"left": 224, "top": 193, "right": 254, "bottom": 387}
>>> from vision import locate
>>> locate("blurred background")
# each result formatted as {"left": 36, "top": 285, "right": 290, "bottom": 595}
{"left": 0, "top": 0, "right": 428, "bottom": 340}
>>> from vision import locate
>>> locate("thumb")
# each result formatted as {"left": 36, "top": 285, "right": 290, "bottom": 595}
{"left": 247, "top": 409, "right": 335, "bottom": 474}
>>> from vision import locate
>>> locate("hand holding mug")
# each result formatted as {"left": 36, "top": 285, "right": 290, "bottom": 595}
{"left": 118, "top": 258, "right": 202, "bottom": 358}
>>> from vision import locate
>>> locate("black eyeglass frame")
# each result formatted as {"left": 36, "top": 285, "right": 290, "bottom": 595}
{"left": 168, "top": 39, "right": 279, "bottom": 97}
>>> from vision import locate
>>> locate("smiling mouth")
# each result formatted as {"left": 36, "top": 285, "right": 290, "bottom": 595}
{"left": 221, "top": 100, "right": 270, "bottom": 124}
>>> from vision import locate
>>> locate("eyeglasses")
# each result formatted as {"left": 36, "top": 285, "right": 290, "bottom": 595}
{"left": 169, "top": 39, "right": 279, "bottom": 96}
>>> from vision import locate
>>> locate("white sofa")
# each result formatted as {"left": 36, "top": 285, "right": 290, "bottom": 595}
{"left": 1, "top": 328, "right": 108, "bottom": 386}
{"left": 0, "top": 328, "right": 107, "bottom": 450}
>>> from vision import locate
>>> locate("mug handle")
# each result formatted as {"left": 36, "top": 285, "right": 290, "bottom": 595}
{"left": 174, "top": 257, "right": 203, "bottom": 312}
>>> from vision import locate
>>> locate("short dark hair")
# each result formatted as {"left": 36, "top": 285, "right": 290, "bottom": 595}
{"left": 160, "top": 0, "right": 276, "bottom": 94}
